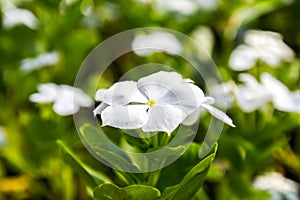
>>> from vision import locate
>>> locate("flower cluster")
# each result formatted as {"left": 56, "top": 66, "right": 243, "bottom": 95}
{"left": 94, "top": 71, "right": 234, "bottom": 134}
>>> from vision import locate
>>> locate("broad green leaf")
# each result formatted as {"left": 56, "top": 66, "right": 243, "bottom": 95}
{"left": 159, "top": 144, "right": 218, "bottom": 200}
{"left": 57, "top": 140, "right": 109, "bottom": 188}
{"left": 80, "top": 125, "right": 140, "bottom": 172}
{"left": 93, "top": 183, "right": 161, "bottom": 200}
{"left": 156, "top": 143, "right": 201, "bottom": 190}
{"left": 80, "top": 125, "right": 146, "bottom": 184}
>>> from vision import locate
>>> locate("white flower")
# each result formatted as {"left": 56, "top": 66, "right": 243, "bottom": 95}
{"left": 30, "top": 83, "right": 93, "bottom": 116}
{"left": 234, "top": 73, "right": 300, "bottom": 113}
{"left": 196, "top": 0, "right": 217, "bottom": 11}
{"left": 134, "top": 0, "right": 217, "bottom": 14}
{"left": 155, "top": 0, "right": 198, "bottom": 15}
{"left": 94, "top": 71, "right": 235, "bottom": 134}
{"left": 253, "top": 172, "right": 299, "bottom": 200}
{"left": 20, "top": 51, "right": 59, "bottom": 72}
{"left": 131, "top": 31, "right": 182, "bottom": 56}
{"left": 229, "top": 30, "right": 294, "bottom": 71}
{"left": 2, "top": 1, "right": 39, "bottom": 29}
{"left": 0, "top": 127, "right": 7, "bottom": 147}
{"left": 209, "top": 82, "right": 235, "bottom": 109}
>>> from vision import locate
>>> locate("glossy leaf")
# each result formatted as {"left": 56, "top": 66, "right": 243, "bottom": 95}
{"left": 159, "top": 143, "right": 218, "bottom": 200}
{"left": 57, "top": 140, "right": 108, "bottom": 188}
{"left": 93, "top": 183, "right": 161, "bottom": 200}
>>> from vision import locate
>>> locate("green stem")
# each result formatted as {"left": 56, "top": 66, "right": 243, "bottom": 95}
{"left": 147, "top": 170, "right": 161, "bottom": 187}
{"left": 159, "top": 132, "right": 170, "bottom": 146}
{"left": 152, "top": 133, "right": 158, "bottom": 147}
{"left": 144, "top": 132, "right": 172, "bottom": 186}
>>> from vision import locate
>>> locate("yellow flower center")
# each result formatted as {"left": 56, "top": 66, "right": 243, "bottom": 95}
{"left": 147, "top": 100, "right": 156, "bottom": 106}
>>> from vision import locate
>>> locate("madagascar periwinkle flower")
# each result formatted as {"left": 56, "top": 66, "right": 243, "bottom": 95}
{"left": 20, "top": 51, "right": 59, "bottom": 72}
{"left": 234, "top": 73, "right": 300, "bottom": 113}
{"left": 94, "top": 71, "right": 235, "bottom": 134}
{"left": 253, "top": 172, "right": 299, "bottom": 200}
{"left": 131, "top": 31, "right": 182, "bottom": 56}
{"left": 30, "top": 83, "right": 93, "bottom": 116}
{"left": 229, "top": 30, "right": 294, "bottom": 71}
{"left": 1, "top": 1, "right": 39, "bottom": 30}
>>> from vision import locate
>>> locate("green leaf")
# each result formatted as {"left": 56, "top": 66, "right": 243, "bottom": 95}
{"left": 93, "top": 183, "right": 161, "bottom": 200}
{"left": 156, "top": 143, "right": 201, "bottom": 190}
{"left": 57, "top": 140, "right": 106, "bottom": 188}
{"left": 159, "top": 143, "right": 218, "bottom": 200}
{"left": 80, "top": 124, "right": 141, "bottom": 172}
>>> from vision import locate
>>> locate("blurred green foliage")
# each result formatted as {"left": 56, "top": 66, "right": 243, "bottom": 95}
{"left": 0, "top": 0, "right": 299, "bottom": 199}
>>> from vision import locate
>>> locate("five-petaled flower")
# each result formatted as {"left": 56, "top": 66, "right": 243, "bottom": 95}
{"left": 94, "top": 71, "right": 235, "bottom": 134}
{"left": 30, "top": 83, "right": 93, "bottom": 116}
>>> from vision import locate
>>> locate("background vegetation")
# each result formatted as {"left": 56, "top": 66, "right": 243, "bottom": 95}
{"left": 0, "top": 0, "right": 299, "bottom": 199}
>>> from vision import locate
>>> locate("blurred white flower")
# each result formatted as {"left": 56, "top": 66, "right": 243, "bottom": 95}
{"left": 196, "top": 0, "right": 217, "bottom": 11}
{"left": 135, "top": 0, "right": 217, "bottom": 14}
{"left": 234, "top": 73, "right": 300, "bottom": 113}
{"left": 132, "top": 32, "right": 182, "bottom": 56}
{"left": 229, "top": 30, "right": 294, "bottom": 71}
{"left": 253, "top": 172, "right": 299, "bottom": 200}
{"left": 234, "top": 73, "right": 272, "bottom": 112}
{"left": 0, "top": 127, "right": 7, "bottom": 147}
{"left": 155, "top": 0, "right": 197, "bottom": 15}
{"left": 20, "top": 51, "right": 60, "bottom": 72}
{"left": 209, "top": 82, "right": 235, "bottom": 109}
{"left": 2, "top": 1, "right": 39, "bottom": 29}
{"left": 30, "top": 83, "right": 93, "bottom": 116}
{"left": 94, "top": 71, "right": 235, "bottom": 134}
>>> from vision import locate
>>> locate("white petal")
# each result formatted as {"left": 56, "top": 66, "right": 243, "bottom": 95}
{"left": 158, "top": 82, "right": 204, "bottom": 115}
{"left": 3, "top": 7, "right": 39, "bottom": 29}
{"left": 131, "top": 32, "right": 182, "bottom": 56}
{"left": 260, "top": 73, "right": 299, "bottom": 112}
{"left": 142, "top": 105, "right": 185, "bottom": 134}
{"left": 235, "top": 73, "right": 271, "bottom": 112}
{"left": 201, "top": 103, "right": 235, "bottom": 127}
{"left": 20, "top": 52, "right": 59, "bottom": 72}
{"left": 101, "top": 105, "right": 149, "bottom": 129}
{"left": 58, "top": 85, "right": 92, "bottom": 108}
{"left": 53, "top": 100, "right": 79, "bottom": 116}
{"left": 239, "top": 73, "right": 261, "bottom": 87}
{"left": 103, "top": 81, "right": 145, "bottom": 105}
{"left": 234, "top": 86, "right": 270, "bottom": 112}
{"left": 229, "top": 45, "right": 258, "bottom": 71}
{"left": 72, "top": 88, "right": 93, "bottom": 107}
{"left": 155, "top": 0, "right": 198, "bottom": 15}
{"left": 95, "top": 89, "right": 106, "bottom": 101}
{"left": 182, "top": 109, "right": 201, "bottom": 126}
{"left": 29, "top": 83, "right": 59, "bottom": 103}
{"left": 273, "top": 91, "right": 300, "bottom": 113}
{"left": 137, "top": 71, "right": 183, "bottom": 100}
{"left": 245, "top": 30, "right": 294, "bottom": 65}
{"left": 208, "top": 82, "right": 235, "bottom": 109}
{"left": 93, "top": 102, "right": 108, "bottom": 116}
{"left": 261, "top": 73, "right": 290, "bottom": 96}
{"left": 253, "top": 172, "right": 299, "bottom": 194}
{"left": 129, "top": 89, "right": 148, "bottom": 103}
